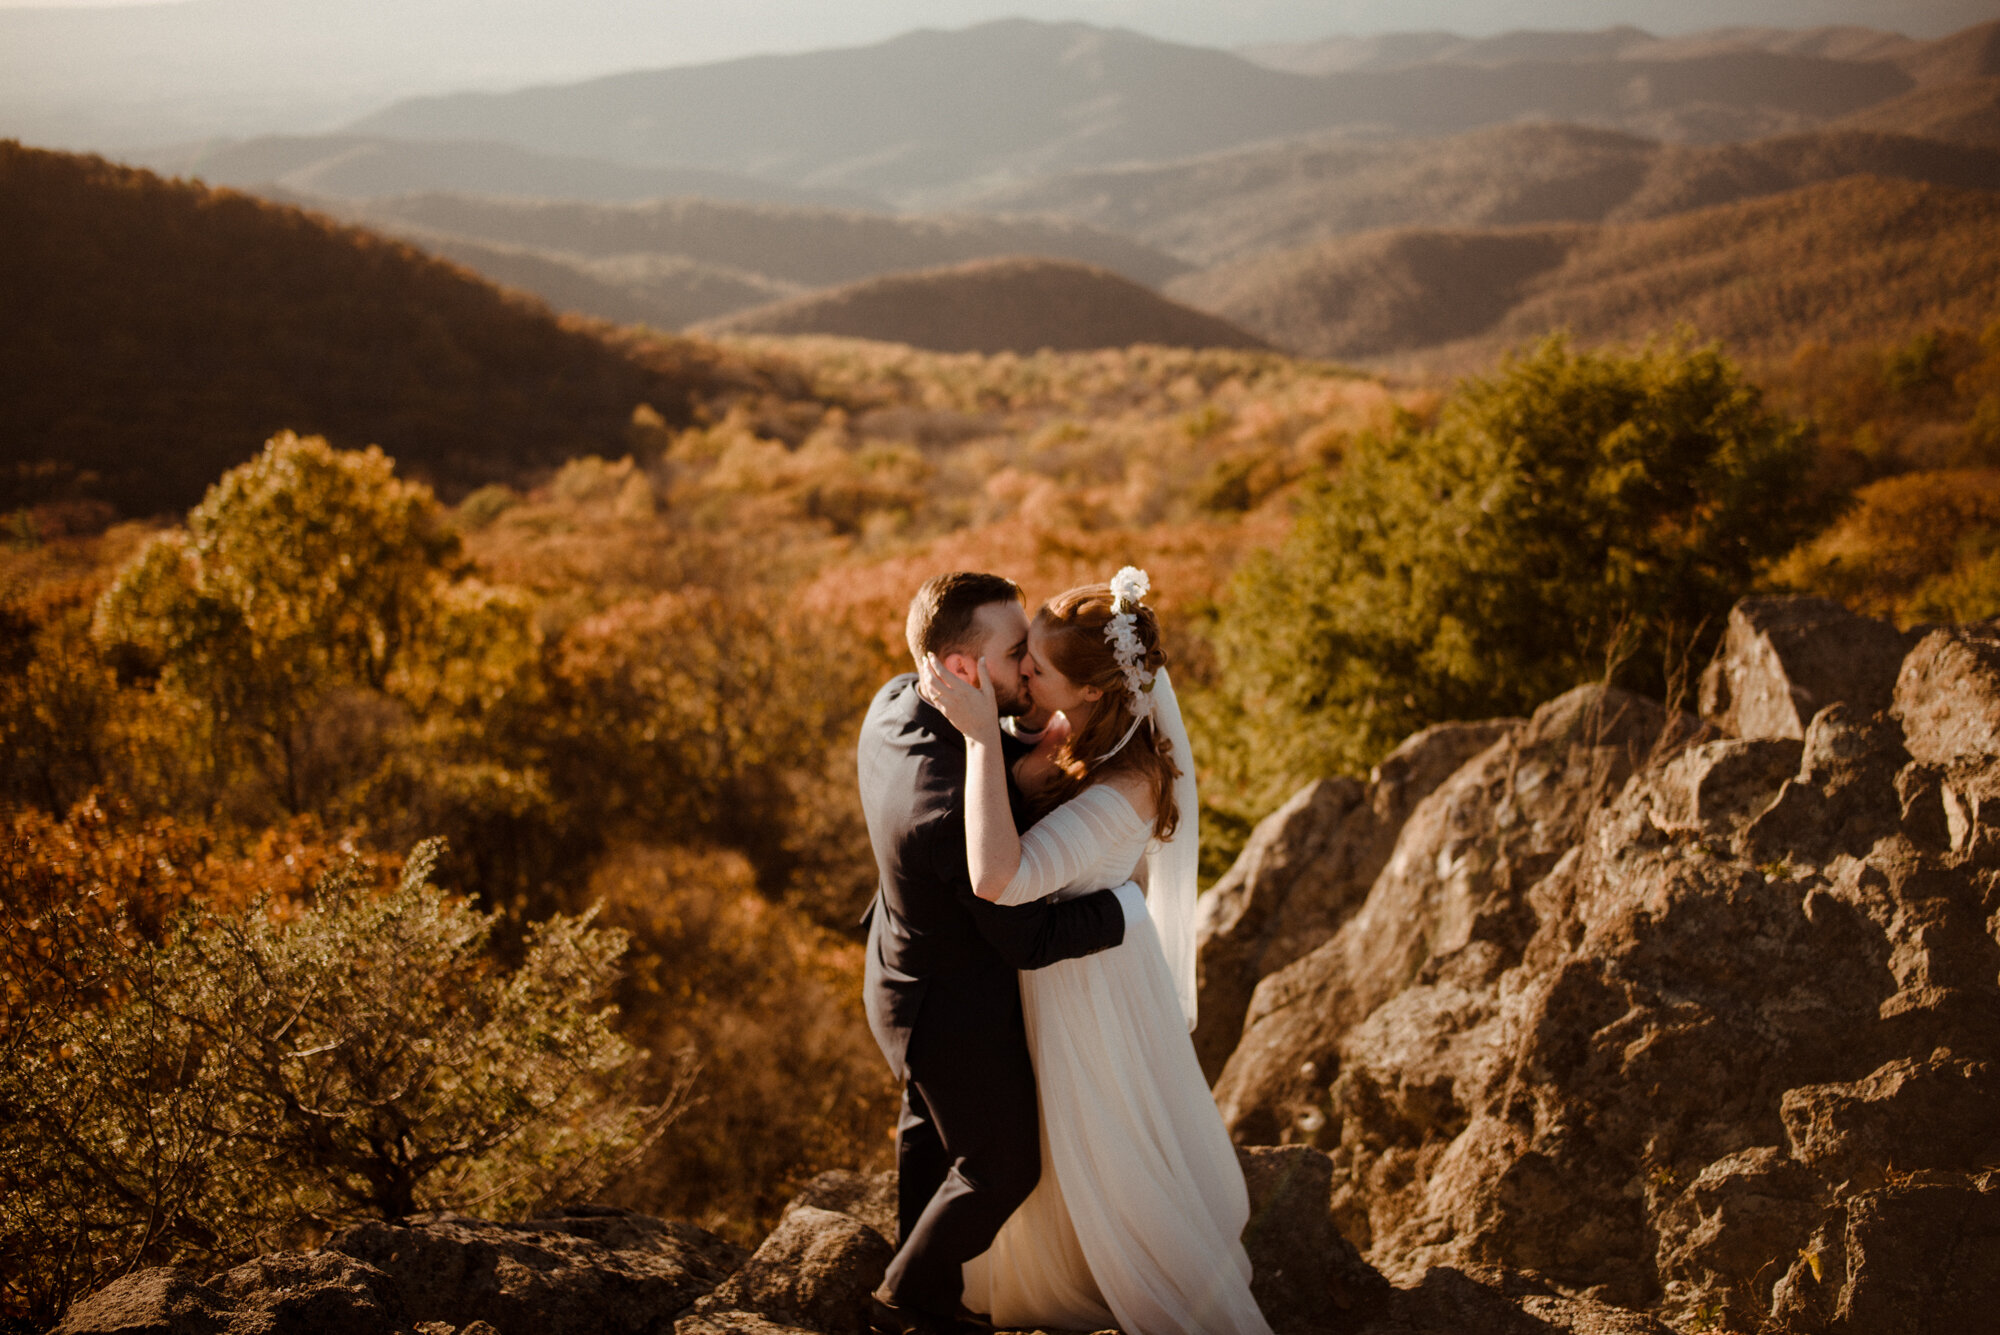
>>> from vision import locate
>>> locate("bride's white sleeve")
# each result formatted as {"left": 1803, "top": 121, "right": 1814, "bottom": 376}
{"left": 992, "top": 784, "right": 1149, "bottom": 907}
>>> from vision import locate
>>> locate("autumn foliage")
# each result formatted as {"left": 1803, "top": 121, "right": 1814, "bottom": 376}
{"left": 6, "top": 297, "right": 2000, "bottom": 1328}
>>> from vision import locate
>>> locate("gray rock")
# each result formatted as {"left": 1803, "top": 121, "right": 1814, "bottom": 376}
{"left": 52, "top": 1269, "right": 231, "bottom": 1335}
{"left": 326, "top": 1208, "right": 743, "bottom": 1335}
{"left": 1195, "top": 720, "right": 1518, "bottom": 1083}
{"left": 1653, "top": 1148, "right": 1820, "bottom": 1325}
{"left": 209, "top": 1251, "right": 401, "bottom": 1335}
{"left": 1643, "top": 737, "right": 1800, "bottom": 837}
{"left": 1213, "top": 685, "right": 1668, "bottom": 1148}
{"left": 1782, "top": 1052, "right": 2000, "bottom": 1190}
{"left": 682, "top": 1206, "right": 892, "bottom": 1335}
{"left": 1741, "top": 704, "right": 1909, "bottom": 865}
{"left": 1237, "top": 1144, "right": 1389, "bottom": 1333}
{"left": 1771, "top": 1176, "right": 2000, "bottom": 1334}
{"left": 1893, "top": 620, "right": 2000, "bottom": 765}
{"left": 781, "top": 1170, "right": 898, "bottom": 1247}
{"left": 673, "top": 1315, "right": 824, "bottom": 1335}
{"left": 1197, "top": 608, "right": 2000, "bottom": 1329}
{"left": 1700, "top": 596, "right": 1914, "bottom": 742}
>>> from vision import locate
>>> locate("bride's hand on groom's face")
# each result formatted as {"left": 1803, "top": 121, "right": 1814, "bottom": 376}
{"left": 920, "top": 652, "right": 1002, "bottom": 745}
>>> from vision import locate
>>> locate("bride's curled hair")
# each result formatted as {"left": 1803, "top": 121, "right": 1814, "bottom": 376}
{"left": 1033, "top": 584, "right": 1180, "bottom": 839}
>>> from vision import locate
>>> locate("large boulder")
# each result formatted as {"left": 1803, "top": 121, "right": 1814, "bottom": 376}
{"left": 1195, "top": 719, "right": 1518, "bottom": 1081}
{"left": 1198, "top": 597, "right": 2000, "bottom": 1331}
{"left": 780, "top": 1170, "right": 898, "bottom": 1246}
{"left": 327, "top": 1209, "right": 746, "bottom": 1335}
{"left": 53, "top": 1269, "right": 235, "bottom": 1335}
{"left": 1893, "top": 620, "right": 2000, "bottom": 764}
{"left": 678, "top": 1207, "right": 892, "bottom": 1335}
{"left": 1212, "top": 685, "right": 1672, "bottom": 1147}
{"left": 1699, "top": 596, "right": 1915, "bottom": 741}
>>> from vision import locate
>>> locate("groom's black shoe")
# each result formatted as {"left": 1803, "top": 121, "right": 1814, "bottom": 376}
{"left": 867, "top": 1293, "right": 991, "bottom": 1335}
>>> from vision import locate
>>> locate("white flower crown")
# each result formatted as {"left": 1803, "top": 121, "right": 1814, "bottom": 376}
{"left": 1096, "top": 567, "right": 1155, "bottom": 763}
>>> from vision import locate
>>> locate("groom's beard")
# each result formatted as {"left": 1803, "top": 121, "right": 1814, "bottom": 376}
{"left": 993, "top": 677, "right": 1030, "bottom": 718}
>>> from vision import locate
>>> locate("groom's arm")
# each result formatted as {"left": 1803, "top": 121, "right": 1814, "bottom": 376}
{"left": 968, "top": 888, "right": 1127, "bottom": 971}
{"left": 923, "top": 802, "right": 1126, "bottom": 969}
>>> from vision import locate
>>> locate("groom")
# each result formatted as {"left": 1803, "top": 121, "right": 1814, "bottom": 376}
{"left": 858, "top": 571, "right": 1139, "bottom": 1335}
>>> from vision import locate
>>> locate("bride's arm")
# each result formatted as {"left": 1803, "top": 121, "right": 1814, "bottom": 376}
{"left": 919, "top": 653, "right": 1021, "bottom": 900}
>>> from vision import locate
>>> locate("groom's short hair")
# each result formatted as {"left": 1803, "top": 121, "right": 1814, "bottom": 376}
{"left": 906, "top": 571, "right": 1023, "bottom": 663}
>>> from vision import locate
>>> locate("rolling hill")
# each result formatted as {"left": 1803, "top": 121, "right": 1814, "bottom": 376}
{"left": 1165, "top": 176, "right": 2000, "bottom": 370}
{"left": 1833, "top": 76, "right": 2000, "bottom": 147}
{"left": 319, "top": 192, "right": 1189, "bottom": 291}
{"left": 354, "top": 226, "right": 803, "bottom": 330}
{"left": 972, "top": 123, "right": 2000, "bottom": 267}
{"left": 349, "top": 18, "right": 1923, "bottom": 206}
{"left": 0, "top": 142, "right": 730, "bottom": 515}
{"left": 698, "top": 257, "right": 1269, "bottom": 355}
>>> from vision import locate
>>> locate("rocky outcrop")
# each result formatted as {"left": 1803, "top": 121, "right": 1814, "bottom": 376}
{"left": 1199, "top": 597, "right": 2000, "bottom": 1334}
{"left": 1194, "top": 719, "right": 1517, "bottom": 1080}
{"left": 1212, "top": 684, "right": 1678, "bottom": 1147}
{"left": 54, "top": 1209, "right": 748, "bottom": 1335}
{"left": 1698, "top": 595, "right": 1917, "bottom": 741}
{"left": 58, "top": 1152, "right": 1682, "bottom": 1335}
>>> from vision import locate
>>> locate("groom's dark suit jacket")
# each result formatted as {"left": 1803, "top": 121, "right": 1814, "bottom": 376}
{"left": 858, "top": 673, "right": 1127, "bottom": 1078}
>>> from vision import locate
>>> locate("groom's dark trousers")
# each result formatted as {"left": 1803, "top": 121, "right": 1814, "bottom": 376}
{"left": 857, "top": 674, "right": 1127, "bottom": 1320}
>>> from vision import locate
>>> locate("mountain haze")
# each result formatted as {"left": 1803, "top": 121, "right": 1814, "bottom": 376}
{"left": 1167, "top": 176, "right": 2000, "bottom": 368}
{"left": 129, "top": 135, "right": 878, "bottom": 208}
{"left": 349, "top": 19, "right": 1926, "bottom": 206}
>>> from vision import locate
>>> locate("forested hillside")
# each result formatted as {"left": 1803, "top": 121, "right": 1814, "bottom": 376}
{"left": 0, "top": 142, "right": 742, "bottom": 514}
{"left": 1169, "top": 176, "right": 2000, "bottom": 367}
{"left": 975, "top": 123, "right": 2000, "bottom": 266}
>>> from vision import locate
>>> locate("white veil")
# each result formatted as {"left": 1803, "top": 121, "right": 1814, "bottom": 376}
{"left": 1142, "top": 667, "right": 1200, "bottom": 1032}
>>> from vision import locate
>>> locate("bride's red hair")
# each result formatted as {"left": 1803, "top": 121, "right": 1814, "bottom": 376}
{"left": 1033, "top": 584, "right": 1180, "bottom": 840}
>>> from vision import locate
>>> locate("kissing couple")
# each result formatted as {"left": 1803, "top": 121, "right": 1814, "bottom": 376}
{"left": 858, "top": 569, "right": 1273, "bottom": 1335}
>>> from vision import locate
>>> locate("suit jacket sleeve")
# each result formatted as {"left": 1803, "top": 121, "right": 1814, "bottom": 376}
{"left": 918, "top": 798, "right": 1126, "bottom": 971}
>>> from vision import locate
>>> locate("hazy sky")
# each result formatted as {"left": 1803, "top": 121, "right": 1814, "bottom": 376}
{"left": 3, "top": 0, "right": 1992, "bottom": 152}
{"left": 3, "top": 0, "right": 1996, "bottom": 54}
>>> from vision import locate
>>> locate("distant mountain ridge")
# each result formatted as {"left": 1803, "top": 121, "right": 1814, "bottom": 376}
{"left": 972, "top": 123, "right": 2000, "bottom": 266}
{"left": 1165, "top": 176, "right": 2000, "bottom": 370}
{"left": 699, "top": 256, "right": 1269, "bottom": 355}
{"left": 129, "top": 135, "right": 879, "bottom": 208}
{"left": 348, "top": 18, "right": 1939, "bottom": 207}
{"left": 1235, "top": 23, "right": 1932, "bottom": 74}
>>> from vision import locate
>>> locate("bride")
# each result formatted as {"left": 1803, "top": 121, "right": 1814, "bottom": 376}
{"left": 918, "top": 568, "right": 1273, "bottom": 1335}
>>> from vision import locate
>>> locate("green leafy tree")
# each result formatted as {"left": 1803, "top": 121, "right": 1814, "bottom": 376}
{"left": 0, "top": 839, "right": 657, "bottom": 1327}
{"left": 1206, "top": 336, "right": 1831, "bottom": 835}
{"left": 92, "top": 432, "right": 541, "bottom": 823}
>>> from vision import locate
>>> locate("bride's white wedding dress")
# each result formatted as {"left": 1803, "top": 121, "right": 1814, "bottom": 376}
{"left": 959, "top": 778, "right": 1274, "bottom": 1335}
